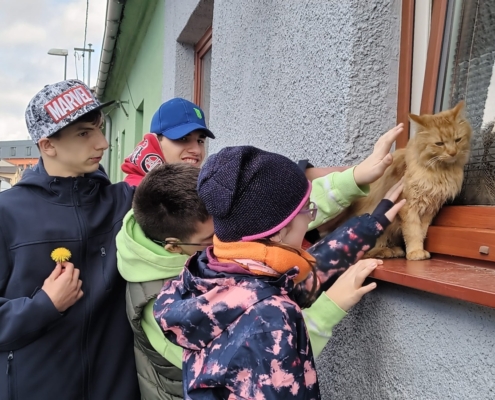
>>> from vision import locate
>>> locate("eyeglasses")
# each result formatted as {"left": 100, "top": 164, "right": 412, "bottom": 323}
{"left": 298, "top": 201, "right": 318, "bottom": 221}
{"left": 151, "top": 239, "right": 213, "bottom": 248}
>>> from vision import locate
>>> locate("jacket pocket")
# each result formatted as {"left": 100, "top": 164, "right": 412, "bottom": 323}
{"left": 100, "top": 247, "right": 113, "bottom": 291}
{"left": 6, "top": 351, "right": 16, "bottom": 400}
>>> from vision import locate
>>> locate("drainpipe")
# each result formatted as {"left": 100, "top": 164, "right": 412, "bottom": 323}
{"left": 95, "top": 0, "right": 125, "bottom": 99}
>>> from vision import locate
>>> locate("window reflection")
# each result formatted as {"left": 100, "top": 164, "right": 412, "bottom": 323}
{"left": 438, "top": 0, "right": 495, "bottom": 205}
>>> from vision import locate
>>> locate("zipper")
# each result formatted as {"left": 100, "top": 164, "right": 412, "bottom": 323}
{"left": 72, "top": 178, "right": 90, "bottom": 399}
{"left": 100, "top": 247, "right": 112, "bottom": 291}
{"left": 6, "top": 351, "right": 13, "bottom": 374}
{"left": 6, "top": 351, "right": 15, "bottom": 400}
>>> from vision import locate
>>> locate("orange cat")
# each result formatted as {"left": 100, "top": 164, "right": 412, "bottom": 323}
{"left": 322, "top": 101, "right": 472, "bottom": 260}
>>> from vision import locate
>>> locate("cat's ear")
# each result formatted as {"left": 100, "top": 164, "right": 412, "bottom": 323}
{"left": 451, "top": 100, "right": 465, "bottom": 120}
{"left": 409, "top": 113, "right": 427, "bottom": 134}
{"left": 408, "top": 113, "right": 424, "bottom": 126}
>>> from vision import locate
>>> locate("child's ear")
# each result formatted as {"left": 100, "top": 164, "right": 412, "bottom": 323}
{"left": 38, "top": 138, "right": 57, "bottom": 157}
{"left": 164, "top": 238, "right": 183, "bottom": 254}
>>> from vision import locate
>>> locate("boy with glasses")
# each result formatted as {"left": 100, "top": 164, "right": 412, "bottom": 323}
{"left": 117, "top": 163, "right": 211, "bottom": 399}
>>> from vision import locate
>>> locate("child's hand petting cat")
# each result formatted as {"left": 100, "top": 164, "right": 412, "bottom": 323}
{"left": 353, "top": 123, "right": 404, "bottom": 186}
{"left": 370, "top": 179, "right": 406, "bottom": 227}
{"left": 325, "top": 258, "right": 381, "bottom": 312}
{"left": 383, "top": 179, "right": 406, "bottom": 222}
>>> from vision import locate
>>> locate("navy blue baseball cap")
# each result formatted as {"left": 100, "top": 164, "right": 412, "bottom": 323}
{"left": 150, "top": 98, "right": 215, "bottom": 140}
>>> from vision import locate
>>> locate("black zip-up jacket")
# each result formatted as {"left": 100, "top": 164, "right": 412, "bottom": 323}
{"left": 0, "top": 161, "right": 140, "bottom": 399}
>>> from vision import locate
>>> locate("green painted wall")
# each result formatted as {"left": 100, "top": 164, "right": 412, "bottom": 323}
{"left": 102, "top": 0, "right": 164, "bottom": 182}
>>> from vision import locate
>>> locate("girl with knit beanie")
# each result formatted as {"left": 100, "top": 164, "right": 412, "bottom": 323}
{"left": 154, "top": 146, "right": 405, "bottom": 399}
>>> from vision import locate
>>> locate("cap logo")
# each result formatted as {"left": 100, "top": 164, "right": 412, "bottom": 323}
{"left": 44, "top": 85, "right": 95, "bottom": 123}
{"left": 193, "top": 108, "right": 203, "bottom": 119}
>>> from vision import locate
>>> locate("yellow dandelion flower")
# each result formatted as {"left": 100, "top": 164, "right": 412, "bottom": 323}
{"left": 51, "top": 247, "right": 72, "bottom": 263}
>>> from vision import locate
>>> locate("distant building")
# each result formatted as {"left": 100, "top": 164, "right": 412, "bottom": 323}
{"left": 0, "top": 159, "right": 19, "bottom": 185}
{"left": 0, "top": 179, "right": 11, "bottom": 192}
{"left": 0, "top": 140, "right": 39, "bottom": 172}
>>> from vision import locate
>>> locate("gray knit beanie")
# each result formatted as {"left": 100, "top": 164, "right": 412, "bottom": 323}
{"left": 197, "top": 146, "right": 310, "bottom": 242}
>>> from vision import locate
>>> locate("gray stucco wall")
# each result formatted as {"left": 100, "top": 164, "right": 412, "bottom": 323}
{"left": 160, "top": 0, "right": 495, "bottom": 398}
{"left": 318, "top": 283, "right": 495, "bottom": 400}
{"left": 162, "top": 0, "right": 214, "bottom": 101}
{"left": 208, "top": 0, "right": 400, "bottom": 166}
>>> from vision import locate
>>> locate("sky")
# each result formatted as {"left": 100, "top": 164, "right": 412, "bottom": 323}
{"left": 0, "top": 0, "right": 107, "bottom": 141}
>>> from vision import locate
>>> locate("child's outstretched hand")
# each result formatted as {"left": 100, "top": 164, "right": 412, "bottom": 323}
{"left": 371, "top": 179, "right": 406, "bottom": 225}
{"left": 325, "top": 258, "right": 381, "bottom": 311}
{"left": 353, "top": 123, "right": 404, "bottom": 186}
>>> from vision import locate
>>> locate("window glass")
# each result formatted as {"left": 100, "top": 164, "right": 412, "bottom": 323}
{"left": 437, "top": 0, "right": 495, "bottom": 205}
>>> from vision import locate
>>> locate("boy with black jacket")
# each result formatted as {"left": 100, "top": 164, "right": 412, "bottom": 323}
{"left": 0, "top": 80, "right": 140, "bottom": 399}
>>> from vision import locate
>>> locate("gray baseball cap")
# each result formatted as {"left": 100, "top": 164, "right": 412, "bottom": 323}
{"left": 25, "top": 79, "right": 114, "bottom": 144}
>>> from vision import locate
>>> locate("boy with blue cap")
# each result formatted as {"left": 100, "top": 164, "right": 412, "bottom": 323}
{"left": 121, "top": 98, "right": 215, "bottom": 186}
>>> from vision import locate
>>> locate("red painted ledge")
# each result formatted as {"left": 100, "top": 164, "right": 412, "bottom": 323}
{"left": 369, "top": 254, "right": 495, "bottom": 309}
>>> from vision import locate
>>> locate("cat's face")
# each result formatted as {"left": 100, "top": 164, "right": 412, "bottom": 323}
{"left": 409, "top": 101, "right": 472, "bottom": 168}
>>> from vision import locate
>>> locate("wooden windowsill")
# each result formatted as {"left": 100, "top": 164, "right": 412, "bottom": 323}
{"left": 369, "top": 254, "right": 495, "bottom": 309}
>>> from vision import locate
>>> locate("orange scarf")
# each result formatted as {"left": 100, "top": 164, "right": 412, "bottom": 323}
{"left": 213, "top": 236, "right": 315, "bottom": 284}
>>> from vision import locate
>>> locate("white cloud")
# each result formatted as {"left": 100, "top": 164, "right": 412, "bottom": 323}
{"left": 0, "top": 23, "right": 47, "bottom": 46}
{"left": 0, "top": 114, "right": 31, "bottom": 141}
{"left": 0, "top": 0, "right": 107, "bottom": 141}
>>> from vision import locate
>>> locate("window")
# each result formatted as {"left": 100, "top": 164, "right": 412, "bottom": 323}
{"left": 10, "top": 147, "right": 16, "bottom": 157}
{"left": 119, "top": 130, "right": 126, "bottom": 163}
{"left": 398, "top": 0, "right": 495, "bottom": 262}
{"left": 436, "top": 0, "right": 495, "bottom": 206}
{"left": 25, "top": 147, "right": 31, "bottom": 157}
{"left": 135, "top": 101, "right": 144, "bottom": 145}
{"left": 194, "top": 27, "right": 212, "bottom": 125}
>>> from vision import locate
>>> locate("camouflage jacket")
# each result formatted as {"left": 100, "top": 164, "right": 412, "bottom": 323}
{"left": 154, "top": 252, "right": 320, "bottom": 400}
{"left": 153, "top": 209, "right": 390, "bottom": 399}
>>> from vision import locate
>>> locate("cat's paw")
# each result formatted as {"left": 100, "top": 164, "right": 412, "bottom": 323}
{"left": 390, "top": 246, "right": 406, "bottom": 258}
{"left": 406, "top": 249, "right": 431, "bottom": 260}
{"left": 365, "top": 247, "right": 404, "bottom": 259}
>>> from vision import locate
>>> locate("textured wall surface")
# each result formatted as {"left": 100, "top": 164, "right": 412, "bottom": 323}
{"left": 317, "top": 283, "right": 495, "bottom": 400}
{"left": 208, "top": 0, "right": 401, "bottom": 166}
{"left": 162, "top": 0, "right": 199, "bottom": 101}
{"left": 162, "top": 0, "right": 214, "bottom": 101}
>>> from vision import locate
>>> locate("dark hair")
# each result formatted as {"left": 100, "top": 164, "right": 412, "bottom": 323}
{"left": 36, "top": 109, "right": 104, "bottom": 149}
{"left": 255, "top": 239, "right": 319, "bottom": 309}
{"left": 49, "top": 109, "right": 104, "bottom": 140}
{"left": 133, "top": 163, "right": 210, "bottom": 241}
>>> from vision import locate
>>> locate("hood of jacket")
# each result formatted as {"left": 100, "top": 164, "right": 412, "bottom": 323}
{"left": 15, "top": 158, "right": 112, "bottom": 204}
{"left": 116, "top": 209, "right": 188, "bottom": 283}
{"left": 121, "top": 133, "right": 165, "bottom": 186}
{"left": 153, "top": 249, "right": 297, "bottom": 351}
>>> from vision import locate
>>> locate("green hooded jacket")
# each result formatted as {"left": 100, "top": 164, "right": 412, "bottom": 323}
{"left": 117, "top": 210, "right": 187, "bottom": 400}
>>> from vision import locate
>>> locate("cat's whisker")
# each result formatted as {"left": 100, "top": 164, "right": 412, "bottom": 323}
{"left": 425, "top": 156, "right": 442, "bottom": 169}
{"left": 425, "top": 159, "right": 435, "bottom": 169}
